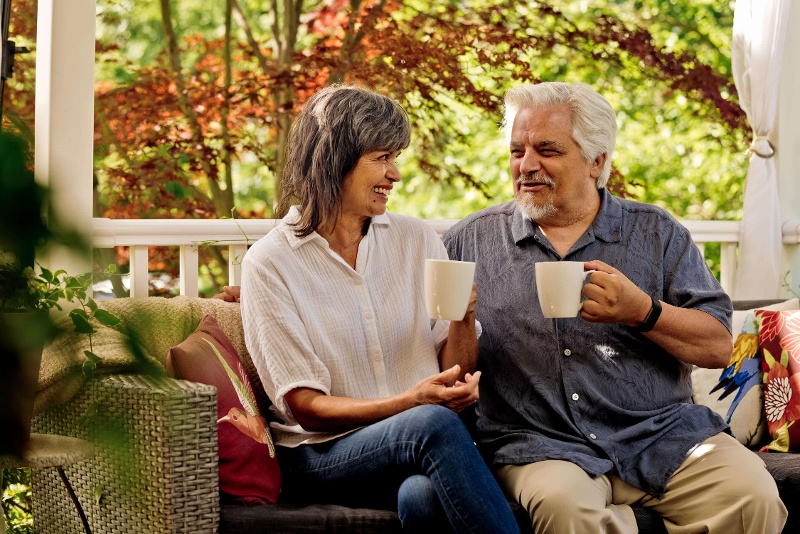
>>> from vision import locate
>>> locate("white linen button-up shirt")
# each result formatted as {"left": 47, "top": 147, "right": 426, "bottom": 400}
{"left": 241, "top": 207, "right": 464, "bottom": 447}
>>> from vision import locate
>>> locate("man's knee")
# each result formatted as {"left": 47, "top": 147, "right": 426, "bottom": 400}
{"left": 498, "top": 461, "right": 608, "bottom": 518}
{"left": 737, "top": 467, "right": 786, "bottom": 532}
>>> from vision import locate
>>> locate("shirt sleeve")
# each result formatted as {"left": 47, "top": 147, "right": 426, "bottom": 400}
{"left": 240, "top": 249, "right": 331, "bottom": 425}
{"left": 662, "top": 221, "right": 733, "bottom": 333}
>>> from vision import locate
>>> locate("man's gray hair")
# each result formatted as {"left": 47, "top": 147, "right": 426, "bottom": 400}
{"left": 502, "top": 82, "right": 617, "bottom": 189}
{"left": 281, "top": 84, "right": 411, "bottom": 237}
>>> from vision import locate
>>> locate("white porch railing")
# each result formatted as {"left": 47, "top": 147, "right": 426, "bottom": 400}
{"left": 92, "top": 218, "right": 800, "bottom": 298}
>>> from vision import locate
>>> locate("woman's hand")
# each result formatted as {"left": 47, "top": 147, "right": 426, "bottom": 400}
{"left": 411, "top": 365, "right": 480, "bottom": 413}
{"left": 212, "top": 285, "right": 241, "bottom": 302}
{"left": 284, "top": 366, "right": 480, "bottom": 432}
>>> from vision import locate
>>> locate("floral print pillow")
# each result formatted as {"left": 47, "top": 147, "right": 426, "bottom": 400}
{"left": 758, "top": 309, "right": 800, "bottom": 452}
{"left": 707, "top": 311, "right": 767, "bottom": 447}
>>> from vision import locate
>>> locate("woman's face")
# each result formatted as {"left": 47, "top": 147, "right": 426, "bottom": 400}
{"left": 340, "top": 150, "right": 402, "bottom": 221}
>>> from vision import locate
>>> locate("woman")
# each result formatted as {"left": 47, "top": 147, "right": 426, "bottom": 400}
{"left": 240, "top": 85, "right": 519, "bottom": 533}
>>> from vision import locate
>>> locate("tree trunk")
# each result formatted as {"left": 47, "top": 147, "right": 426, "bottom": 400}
{"left": 159, "top": 0, "right": 225, "bottom": 215}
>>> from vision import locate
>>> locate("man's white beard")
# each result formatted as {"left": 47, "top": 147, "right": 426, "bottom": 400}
{"left": 518, "top": 195, "right": 557, "bottom": 220}
{"left": 516, "top": 172, "right": 557, "bottom": 221}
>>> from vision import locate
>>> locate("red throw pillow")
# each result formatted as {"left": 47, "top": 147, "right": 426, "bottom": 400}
{"left": 167, "top": 314, "right": 281, "bottom": 503}
{"left": 757, "top": 309, "right": 800, "bottom": 452}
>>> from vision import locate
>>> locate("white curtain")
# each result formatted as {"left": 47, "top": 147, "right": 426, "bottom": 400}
{"left": 731, "top": 0, "right": 791, "bottom": 299}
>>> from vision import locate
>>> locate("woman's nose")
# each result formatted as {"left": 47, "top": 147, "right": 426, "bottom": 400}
{"left": 387, "top": 163, "right": 401, "bottom": 182}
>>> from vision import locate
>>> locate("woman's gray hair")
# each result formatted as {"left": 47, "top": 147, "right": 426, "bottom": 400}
{"left": 502, "top": 82, "right": 617, "bottom": 189}
{"left": 280, "top": 84, "right": 411, "bottom": 237}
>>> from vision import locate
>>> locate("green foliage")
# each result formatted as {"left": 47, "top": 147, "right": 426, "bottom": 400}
{"left": 6, "top": 0, "right": 746, "bottom": 292}
{"left": 2, "top": 468, "right": 32, "bottom": 534}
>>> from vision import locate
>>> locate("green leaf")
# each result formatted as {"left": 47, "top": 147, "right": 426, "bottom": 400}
{"left": 82, "top": 359, "right": 97, "bottom": 379}
{"left": 94, "top": 309, "right": 121, "bottom": 326}
{"left": 94, "top": 485, "right": 104, "bottom": 506}
{"left": 40, "top": 266, "right": 54, "bottom": 282}
{"left": 84, "top": 350, "right": 101, "bottom": 364}
{"left": 78, "top": 401, "right": 98, "bottom": 427}
{"left": 70, "top": 311, "right": 94, "bottom": 334}
{"left": 87, "top": 299, "right": 98, "bottom": 312}
{"left": 781, "top": 349, "right": 790, "bottom": 368}
{"left": 763, "top": 348, "right": 776, "bottom": 369}
{"left": 70, "top": 308, "right": 89, "bottom": 320}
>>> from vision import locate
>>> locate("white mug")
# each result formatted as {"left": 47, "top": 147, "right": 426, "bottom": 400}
{"left": 424, "top": 259, "right": 476, "bottom": 321}
{"left": 535, "top": 261, "right": 594, "bottom": 318}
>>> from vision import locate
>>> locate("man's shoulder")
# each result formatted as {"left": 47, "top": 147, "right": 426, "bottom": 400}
{"left": 446, "top": 201, "right": 517, "bottom": 236}
{"left": 614, "top": 194, "right": 676, "bottom": 222}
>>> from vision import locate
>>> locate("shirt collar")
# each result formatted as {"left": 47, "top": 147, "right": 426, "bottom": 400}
{"left": 280, "top": 205, "right": 391, "bottom": 250}
{"left": 511, "top": 188, "right": 622, "bottom": 246}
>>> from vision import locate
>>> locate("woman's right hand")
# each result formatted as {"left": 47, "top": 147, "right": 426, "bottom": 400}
{"left": 412, "top": 365, "right": 480, "bottom": 413}
{"left": 284, "top": 365, "right": 480, "bottom": 432}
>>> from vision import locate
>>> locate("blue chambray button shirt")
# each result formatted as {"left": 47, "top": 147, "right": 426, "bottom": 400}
{"left": 443, "top": 189, "right": 732, "bottom": 498}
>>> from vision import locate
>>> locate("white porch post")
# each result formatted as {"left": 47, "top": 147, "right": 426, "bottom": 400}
{"left": 34, "top": 0, "right": 95, "bottom": 278}
{"left": 778, "top": 3, "right": 800, "bottom": 296}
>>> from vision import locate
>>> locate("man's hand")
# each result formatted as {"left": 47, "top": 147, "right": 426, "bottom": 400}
{"left": 580, "top": 260, "right": 651, "bottom": 327}
{"left": 212, "top": 285, "right": 241, "bottom": 302}
{"left": 461, "top": 282, "right": 478, "bottom": 321}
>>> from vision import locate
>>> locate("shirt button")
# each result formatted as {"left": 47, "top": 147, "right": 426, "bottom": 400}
{"left": 590, "top": 433, "right": 597, "bottom": 440}
{"left": 571, "top": 393, "right": 579, "bottom": 401}
{"left": 365, "top": 312, "right": 373, "bottom": 320}
{"left": 355, "top": 279, "right": 363, "bottom": 285}
{"left": 564, "top": 349, "right": 572, "bottom": 356}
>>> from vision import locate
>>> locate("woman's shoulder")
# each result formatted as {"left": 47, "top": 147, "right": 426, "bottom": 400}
{"left": 243, "top": 221, "right": 297, "bottom": 267}
{"left": 381, "top": 211, "right": 438, "bottom": 238}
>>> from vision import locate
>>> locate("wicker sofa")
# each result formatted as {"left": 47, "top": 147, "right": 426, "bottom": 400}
{"left": 30, "top": 296, "right": 800, "bottom": 533}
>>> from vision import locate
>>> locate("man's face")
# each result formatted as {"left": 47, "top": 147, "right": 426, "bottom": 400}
{"left": 510, "top": 104, "right": 604, "bottom": 224}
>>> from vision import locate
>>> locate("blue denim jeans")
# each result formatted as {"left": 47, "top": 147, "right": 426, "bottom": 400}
{"left": 277, "top": 404, "right": 520, "bottom": 534}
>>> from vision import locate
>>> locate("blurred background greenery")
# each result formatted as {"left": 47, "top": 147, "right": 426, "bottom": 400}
{"left": 1, "top": 1, "right": 748, "bottom": 530}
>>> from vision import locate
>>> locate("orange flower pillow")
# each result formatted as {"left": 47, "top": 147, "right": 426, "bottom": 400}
{"left": 758, "top": 309, "right": 800, "bottom": 452}
{"left": 167, "top": 314, "right": 281, "bottom": 503}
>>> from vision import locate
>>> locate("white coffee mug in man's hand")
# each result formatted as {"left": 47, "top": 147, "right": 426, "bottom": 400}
{"left": 535, "top": 261, "right": 594, "bottom": 319}
{"left": 424, "top": 259, "right": 476, "bottom": 321}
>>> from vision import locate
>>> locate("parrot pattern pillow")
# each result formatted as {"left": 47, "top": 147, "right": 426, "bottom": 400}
{"left": 167, "top": 314, "right": 281, "bottom": 503}
{"left": 706, "top": 311, "right": 768, "bottom": 447}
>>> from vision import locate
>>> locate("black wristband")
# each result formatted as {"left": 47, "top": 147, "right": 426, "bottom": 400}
{"left": 636, "top": 297, "right": 662, "bottom": 333}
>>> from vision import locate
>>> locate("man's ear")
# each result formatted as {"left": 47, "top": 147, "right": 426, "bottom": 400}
{"left": 590, "top": 153, "right": 607, "bottom": 179}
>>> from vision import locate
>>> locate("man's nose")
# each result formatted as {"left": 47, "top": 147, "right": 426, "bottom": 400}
{"left": 519, "top": 150, "right": 541, "bottom": 176}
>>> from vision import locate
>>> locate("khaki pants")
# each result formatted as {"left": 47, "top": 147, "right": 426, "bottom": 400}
{"left": 495, "top": 432, "right": 786, "bottom": 534}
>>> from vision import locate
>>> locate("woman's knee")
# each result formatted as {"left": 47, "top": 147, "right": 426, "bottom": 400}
{"left": 397, "top": 475, "right": 450, "bottom": 532}
{"left": 407, "top": 404, "right": 469, "bottom": 439}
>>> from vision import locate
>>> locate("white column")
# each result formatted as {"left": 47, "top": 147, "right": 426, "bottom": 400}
{"left": 777, "top": 3, "right": 800, "bottom": 297}
{"left": 34, "top": 0, "right": 95, "bottom": 278}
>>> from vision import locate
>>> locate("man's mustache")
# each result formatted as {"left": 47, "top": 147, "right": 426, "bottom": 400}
{"left": 516, "top": 172, "right": 555, "bottom": 188}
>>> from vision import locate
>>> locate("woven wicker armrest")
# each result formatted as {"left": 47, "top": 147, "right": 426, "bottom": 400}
{"left": 32, "top": 373, "right": 220, "bottom": 534}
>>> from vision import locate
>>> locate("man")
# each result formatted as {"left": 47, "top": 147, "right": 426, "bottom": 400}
{"left": 442, "top": 82, "right": 786, "bottom": 534}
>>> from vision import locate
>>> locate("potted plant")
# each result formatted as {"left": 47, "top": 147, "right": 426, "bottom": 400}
{"left": 0, "top": 129, "right": 119, "bottom": 457}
